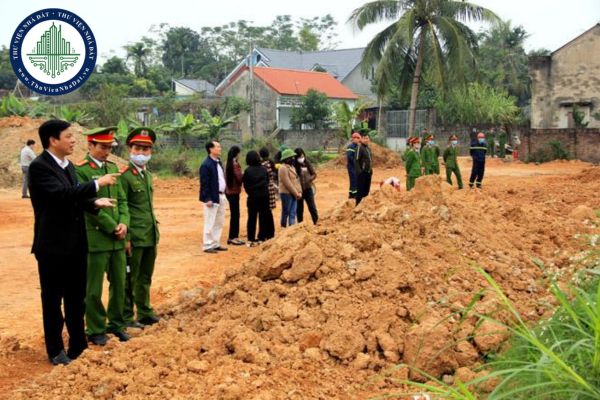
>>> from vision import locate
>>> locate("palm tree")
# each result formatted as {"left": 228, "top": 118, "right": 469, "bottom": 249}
{"left": 124, "top": 42, "right": 151, "bottom": 77}
{"left": 349, "top": 0, "right": 499, "bottom": 135}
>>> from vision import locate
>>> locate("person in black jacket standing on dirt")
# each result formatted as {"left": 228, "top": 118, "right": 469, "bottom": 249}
{"left": 29, "top": 120, "right": 117, "bottom": 365}
{"left": 242, "top": 151, "right": 274, "bottom": 245}
{"left": 469, "top": 132, "right": 488, "bottom": 189}
{"left": 355, "top": 132, "right": 373, "bottom": 205}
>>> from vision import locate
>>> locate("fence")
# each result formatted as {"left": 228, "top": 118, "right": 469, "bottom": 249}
{"left": 385, "top": 109, "right": 431, "bottom": 138}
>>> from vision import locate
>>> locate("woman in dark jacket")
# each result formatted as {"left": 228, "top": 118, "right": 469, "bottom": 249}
{"left": 242, "top": 151, "right": 275, "bottom": 245}
{"left": 294, "top": 148, "right": 319, "bottom": 224}
{"left": 225, "top": 146, "right": 244, "bottom": 245}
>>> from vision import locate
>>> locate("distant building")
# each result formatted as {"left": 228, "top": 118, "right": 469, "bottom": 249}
{"left": 529, "top": 24, "right": 600, "bottom": 129}
{"left": 172, "top": 79, "right": 216, "bottom": 97}
{"left": 215, "top": 47, "right": 375, "bottom": 100}
{"left": 217, "top": 66, "right": 358, "bottom": 137}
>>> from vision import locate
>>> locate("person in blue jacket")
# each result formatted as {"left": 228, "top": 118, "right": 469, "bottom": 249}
{"left": 469, "top": 132, "right": 487, "bottom": 189}
{"left": 346, "top": 132, "right": 361, "bottom": 199}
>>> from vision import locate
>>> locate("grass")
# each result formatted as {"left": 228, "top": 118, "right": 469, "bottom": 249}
{"left": 375, "top": 243, "right": 600, "bottom": 399}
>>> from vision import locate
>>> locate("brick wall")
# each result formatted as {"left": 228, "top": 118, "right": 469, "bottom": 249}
{"left": 523, "top": 128, "right": 600, "bottom": 163}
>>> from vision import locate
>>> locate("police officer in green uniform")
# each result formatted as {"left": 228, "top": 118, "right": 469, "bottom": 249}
{"left": 443, "top": 134, "right": 463, "bottom": 189}
{"left": 404, "top": 137, "right": 423, "bottom": 191}
{"left": 421, "top": 134, "right": 438, "bottom": 175}
{"left": 75, "top": 127, "right": 130, "bottom": 345}
{"left": 121, "top": 128, "right": 160, "bottom": 327}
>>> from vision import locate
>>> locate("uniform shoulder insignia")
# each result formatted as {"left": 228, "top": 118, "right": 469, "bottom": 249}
{"left": 119, "top": 166, "right": 129, "bottom": 174}
{"left": 106, "top": 159, "right": 116, "bottom": 165}
{"left": 75, "top": 160, "right": 88, "bottom": 167}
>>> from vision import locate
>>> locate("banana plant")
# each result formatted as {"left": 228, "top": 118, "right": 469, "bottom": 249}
{"left": 52, "top": 106, "right": 92, "bottom": 125}
{"left": 0, "top": 94, "right": 27, "bottom": 117}
{"left": 198, "top": 108, "right": 237, "bottom": 141}
{"left": 158, "top": 112, "right": 204, "bottom": 147}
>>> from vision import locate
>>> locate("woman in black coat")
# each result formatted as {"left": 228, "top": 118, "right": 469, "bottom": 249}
{"left": 242, "top": 151, "right": 275, "bottom": 245}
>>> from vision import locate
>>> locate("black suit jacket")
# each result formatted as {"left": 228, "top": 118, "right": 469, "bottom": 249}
{"left": 29, "top": 151, "right": 98, "bottom": 256}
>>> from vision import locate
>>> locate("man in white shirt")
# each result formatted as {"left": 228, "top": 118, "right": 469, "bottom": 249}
{"left": 199, "top": 141, "right": 228, "bottom": 253}
{"left": 20, "top": 139, "right": 37, "bottom": 198}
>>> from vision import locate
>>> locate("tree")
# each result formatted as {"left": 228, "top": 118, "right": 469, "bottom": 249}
{"left": 477, "top": 20, "right": 530, "bottom": 105}
{"left": 290, "top": 89, "right": 332, "bottom": 129}
{"left": 89, "top": 84, "right": 133, "bottom": 126}
{"left": 198, "top": 109, "right": 237, "bottom": 141}
{"left": 220, "top": 96, "right": 251, "bottom": 119}
{"left": 162, "top": 27, "right": 216, "bottom": 78}
{"left": 101, "top": 56, "right": 129, "bottom": 75}
{"left": 349, "top": 0, "right": 499, "bottom": 135}
{"left": 434, "top": 82, "right": 520, "bottom": 126}
{"left": 0, "top": 46, "right": 17, "bottom": 90}
{"left": 332, "top": 100, "right": 371, "bottom": 139}
{"left": 124, "top": 41, "right": 151, "bottom": 77}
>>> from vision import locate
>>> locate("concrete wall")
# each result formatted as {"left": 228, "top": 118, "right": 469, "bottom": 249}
{"left": 220, "top": 70, "right": 279, "bottom": 138}
{"left": 530, "top": 25, "right": 600, "bottom": 129}
{"left": 342, "top": 65, "right": 376, "bottom": 100}
{"left": 276, "top": 129, "right": 345, "bottom": 151}
{"left": 523, "top": 128, "right": 600, "bottom": 163}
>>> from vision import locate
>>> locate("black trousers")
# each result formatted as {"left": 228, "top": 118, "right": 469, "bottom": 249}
{"left": 35, "top": 251, "right": 88, "bottom": 359}
{"left": 297, "top": 188, "right": 319, "bottom": 224}
{"left": 355, "top": 171, "right": 372, "bottom": 205}
{"left": 247, "top": 195, "right": 274, "bottom": 242}
{"left": 469, "top": 159, "right": 486, "bottom": 188}
{"left": 226, "top": 194, "right": 240, "bottom": 240}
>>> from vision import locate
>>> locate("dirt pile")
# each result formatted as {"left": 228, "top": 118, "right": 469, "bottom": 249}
{"left": 14, "top": 173, "right": 600, "bottom": 399}
{"left": 0, "top": 116, "right": 127, "bottom": 188}
{"left": 330, "top": 142, "right": 402, "bottom": 169}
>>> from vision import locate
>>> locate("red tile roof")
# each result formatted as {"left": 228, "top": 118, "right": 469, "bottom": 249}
{"left": 251, "top": 67, "right": 358, "bottom": 99}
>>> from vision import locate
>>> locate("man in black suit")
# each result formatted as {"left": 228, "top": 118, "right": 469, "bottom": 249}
{"left": 28, "top": 120, "right": 119, "bottom": 365}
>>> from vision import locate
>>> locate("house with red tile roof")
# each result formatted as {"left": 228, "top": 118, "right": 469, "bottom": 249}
{"left": 217, "top": 66, "right": 358, "bottom": 137}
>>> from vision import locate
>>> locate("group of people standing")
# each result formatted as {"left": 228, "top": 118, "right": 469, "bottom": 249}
{"left": 344, "top": 130, "right": 491, "bottom": 196}
{"left": 28, "top": 121, "right": 161, "bottom": 366}
{"left": 199, "top": 141, "right": 320, "bottom": 253}
{"left": 403, "top": 132, "right": 489, "bottom": 190}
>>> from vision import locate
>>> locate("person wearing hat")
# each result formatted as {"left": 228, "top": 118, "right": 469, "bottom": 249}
{"left": 75, "top": 127, "right": 130, "bottom": 345}
{"left": 29, "top": 120, "right": 118, "bottom": 365}
{"left": 200, "top": 140, "right": 229, "bottom": 253}
{"left": 354, "top": 131, "right": 373, "bottom": 205}
{"left": 443, "top": 135, "right": 463, "bottom": 189}
{"left": 346, "top": 132, "right": 361, "bottom": 199}
{"left": 278, "top": 148, "right": 302, "bottom": 227}
{"left": 120, "top": 128, "right": 161, "bottom": 328}
{"left": 469, "top": 132, "right": 488, "bottom": 188}
{"left": 404, "top": 137, "right": 423, "bottom": 191}
{"left": 421, "top": 134, "right": 440, "bottom": 175}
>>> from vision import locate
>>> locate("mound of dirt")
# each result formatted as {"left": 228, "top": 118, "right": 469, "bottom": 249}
{"left": 330, "top": 142, "right": 402, "bottom": 170}
{"left": 15, "top": 172, "right": 600, "bottom": 399}
{"left": 0, "top": 116, "right": 127, "bottom": 188}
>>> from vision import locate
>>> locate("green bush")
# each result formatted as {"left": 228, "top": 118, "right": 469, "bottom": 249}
{"left": 527, "top": 140, "right": 570, "bottom": 163}
{"left": 148, "top": 146, "right": 203, "bottom": 177}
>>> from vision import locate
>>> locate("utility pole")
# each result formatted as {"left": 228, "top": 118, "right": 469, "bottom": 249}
{"left": 249, "top": 41, "right": 256, "bottom": 138}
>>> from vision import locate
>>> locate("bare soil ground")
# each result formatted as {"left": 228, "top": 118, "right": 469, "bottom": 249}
{"left": 0, "top": 152, "right": 598, "bottom": 398}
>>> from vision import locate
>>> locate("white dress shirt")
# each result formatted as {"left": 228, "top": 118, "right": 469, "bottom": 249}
{"left": 20, "top": 146, "right": 36, "bottom": 167}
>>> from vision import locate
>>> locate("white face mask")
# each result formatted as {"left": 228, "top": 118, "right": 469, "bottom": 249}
{"left": 298, "top": 157, "right": 305, "bottom": 164}
{"left": 130, "top": 153, "right": 151, "bottom": 166}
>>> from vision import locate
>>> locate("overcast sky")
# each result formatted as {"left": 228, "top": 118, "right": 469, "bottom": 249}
{"left": 4, "top": 0, "right": 599, "bottom": 63}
